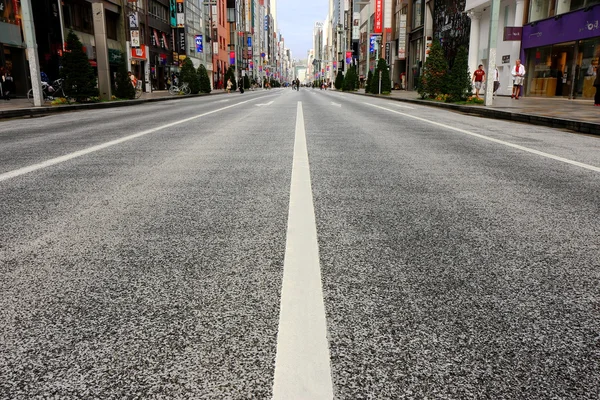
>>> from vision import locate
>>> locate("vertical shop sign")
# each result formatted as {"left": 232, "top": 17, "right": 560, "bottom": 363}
{"left": 374, "top": 0, "right": 382, "bottom": 34}
{"left": 131, "top": 30, "right": 140, "bottom": 47}
{"left": 176, "top": 0, "right": 184, "bottom": 27}
{"left": 169, "top": 0, "right": 177, "bottom": 27}
{"left": 398, "top": 14, "right": 406, "bottom": 60}
{"left": 385, "top": 42, "right": 390, "bottom": 64}
{"left": 178, "top": 28, "right": 186, "bottom": 52}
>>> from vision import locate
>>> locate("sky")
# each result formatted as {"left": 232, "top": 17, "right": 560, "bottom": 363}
{"left": 277, "top": 0, "right": 329, "bottom": 61}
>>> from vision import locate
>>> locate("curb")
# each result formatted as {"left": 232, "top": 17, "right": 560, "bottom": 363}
{"left": 349, "top": 91, "right": 600, "bottom": 136}
{"left": 0, "top": 91, "right": 225, "bottom": 120}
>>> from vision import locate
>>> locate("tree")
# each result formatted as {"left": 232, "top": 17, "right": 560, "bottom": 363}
{"left": 197, "top": 64, "right": 211, "bottom": 93}
{"left": 343, "top": 66, "right": 356, "bottom": 91}
{"left": 61, "top": 30, "right": 98, "bottom": 102}
{"left": 367, "top": 70, "right": 377, "bottom": 94}
{"left": 225, "top": 66, "right": 237, "bottom": 91}
{"left": 181, "top": 57, "right": 200, "bottom": 94}
{"left": 113, "top": 51, "right": 136, "bottom": 99}
{"left": 375, "top": 58, "right": 391, "bottom": 94}
{"left": 447, "top": 46, "right": 472, "bottom": 102}
{"left": 418, "top": 39, "right": 448, "bottom": 99}
{"left": 335, "top": 70, "right": 344, "bottom": 90}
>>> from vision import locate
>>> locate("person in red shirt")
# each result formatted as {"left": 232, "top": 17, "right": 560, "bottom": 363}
{"left": 472, "top": 64, "right": 486, "bottom": 99}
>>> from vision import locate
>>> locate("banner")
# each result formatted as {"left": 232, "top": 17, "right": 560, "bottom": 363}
{"left": 370, "top": 35, "right": 376, "bottom": 53}
{"left": 352, "top": 12, "right": 360, "bottom": 40}
{"left": 230, "top": 51, "right": 235, "bottom": 64}
{"left": 374, "top": 0, "right": 382, "bottom": 34}
{"left": 346, "top": 51, "right": 352, "bottom": 64}
{"left": 195, "top": 35, "right": 203, "bottom": 53}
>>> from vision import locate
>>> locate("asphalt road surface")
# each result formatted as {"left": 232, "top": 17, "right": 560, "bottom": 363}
{"left": 1, "top": 88, "right": 599, "bottom": 399}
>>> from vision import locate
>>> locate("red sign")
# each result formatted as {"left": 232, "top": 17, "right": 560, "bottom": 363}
{"left": 374, "top": 0, "right": 383, "bottom": 34}
{"left": 131, "top": 46, "right": 147, "bottom": 60}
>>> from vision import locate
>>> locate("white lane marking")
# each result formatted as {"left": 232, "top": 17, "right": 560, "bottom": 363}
{"left": 330, "top": 102, "right": 341, "bottom": 107}
{"left": 217, "top": 99, "right": 230, "bottom": 103}
{"left": 365, "top": 102, "right": 600, "bottom": 173}
{"left": 0, "top": 98, "right": 265, "bottom": 183}
{"left": 255, "top": 101, "right": 274, "bottom": 107}
{"left": 393, "top": 103, "right": 414, "bottom": 109}
{"left": 272, "top": 102, "right": 334, "bottom": 400}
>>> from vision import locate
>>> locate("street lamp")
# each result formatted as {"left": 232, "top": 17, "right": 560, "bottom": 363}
{"left": 355, "top": 1, "right": 372, "bottom": 80}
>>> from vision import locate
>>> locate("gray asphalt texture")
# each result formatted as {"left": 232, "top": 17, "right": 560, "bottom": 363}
{"left": 1, "top": 88, "right": 600, "bottom": 399}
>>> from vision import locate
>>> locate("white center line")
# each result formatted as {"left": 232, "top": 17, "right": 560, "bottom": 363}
{"left": 365, "top": 102, "right": 600, "bottom": 173}
{"left": 272, "top": 102, "right": 334, "bottom": 399}
{"left": 0, "top": 98, "right": 264, "bottom": 183}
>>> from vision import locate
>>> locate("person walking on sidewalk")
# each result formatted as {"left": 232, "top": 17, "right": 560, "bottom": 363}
{"left": 493, "top": 67, "right": 500, "bottom": 98}
{"left": 594, "top": 66, "right": 600, "bottom": 106}
{"left": 511, "top": 59, "right": 526, "bottom": 99}
{"left": 472, "top": 64, "right": 485, "bottom": 99}
{"left": 226, "top": 78, "right": 232, "bottom": 93}
{"left": 1, "top": 67, "right": 13, "bottom": 101}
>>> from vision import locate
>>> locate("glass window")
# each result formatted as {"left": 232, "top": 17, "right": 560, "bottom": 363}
{"left": 556, "top": 0, "right": 585, "bottom": 14}
{"left": 529, "top": 0, "right": 552, "bottom": 22}
{"left": 412, "top": 0, "right": 423, "bottom": 28}
{"left": 106, "top": 12, "right": 118, "bottom": 40}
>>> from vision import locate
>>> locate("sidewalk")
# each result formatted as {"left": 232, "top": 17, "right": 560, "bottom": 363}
{"left": 352, "top": 89, "right": 600, "bottom": 135}
{"left": 0, "top": 89, "right": 227, "bottom": 119}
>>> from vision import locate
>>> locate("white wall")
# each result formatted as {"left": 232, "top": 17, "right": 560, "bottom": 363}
{"left": 467, "top": 0, "right": 522, "bottom": 96}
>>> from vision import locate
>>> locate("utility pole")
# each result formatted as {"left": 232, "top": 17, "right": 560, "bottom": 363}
{"left": 484, "top": 0, "right": 500, "bottom": 106}
{"left": 21, "top": 0, "right": 44, "bottom": 106}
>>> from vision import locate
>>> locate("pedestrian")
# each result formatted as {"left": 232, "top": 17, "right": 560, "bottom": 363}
{"left": 1, "top": 67, "right": 13, "bottom": 101}
{"left": 239, "top": 78, "right": 244, "bottom": 94}
{"left": 594, "top": 66, "right": 600, "bottom": 106}
{"left": 511, "top": 59, "right": 526, "bottom": 100}
{"left": 472, "top": 64, "right": 485, "bottom": 99}
{"left": 128, "top": 71, "right": 138, "bottom": 88}
{"left": 226, "top": 78, "right": 232, "bottom": 93}
{"left": 493, "top": 67, "right": 500, "bottom": 98}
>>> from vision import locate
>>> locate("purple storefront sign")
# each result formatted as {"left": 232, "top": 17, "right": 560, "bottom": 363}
{"left": 522, "top": 6, "right": 600, "bottom": 49}
{"left": 504, "top": 27, "right": 522, "bottom": 41}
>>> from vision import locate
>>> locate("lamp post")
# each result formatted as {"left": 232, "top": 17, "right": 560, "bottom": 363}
{"left": 355, "top": 1, "right": 371, "bottom": 80}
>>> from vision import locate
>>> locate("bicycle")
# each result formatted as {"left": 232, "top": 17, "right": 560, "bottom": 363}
{"left": 28, "top": 78, "right": 65, "bottom": 103}
{"left": 168, "top": 82, "right": 191, "bottom": 95}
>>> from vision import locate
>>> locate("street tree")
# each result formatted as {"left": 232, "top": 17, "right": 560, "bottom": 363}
{"left": 61, "top": 30, "right": 98, "bottom": 102}
{"left": 447, "top": 46, "right": 472, "bottom": 102}
{"left": 113, "top": 51, "right": 135, "bottom": 99}
{"left": 197, "top": 64, "right": 211, "bottom": 93}
{"left": 418, "top": 39, "right": 448, "bottom": 99}
{"left": 335, "top": 70, "right": 344, "bottom": 90}
{"left": 181, "top": 57, "right": 200, "bottom": 94}
{"left": 375, "top": 58, "right": 391, "bottom": 94}
{"left": 225, "top": 66, "right": 237, "bottom": 91}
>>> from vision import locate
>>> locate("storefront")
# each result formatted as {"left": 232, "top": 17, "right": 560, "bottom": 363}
{"left": 1, "top": 0, "right": 27, "bottom": 96}
{"left": 522, "top": 5, "right": 600, "bottom": 98}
